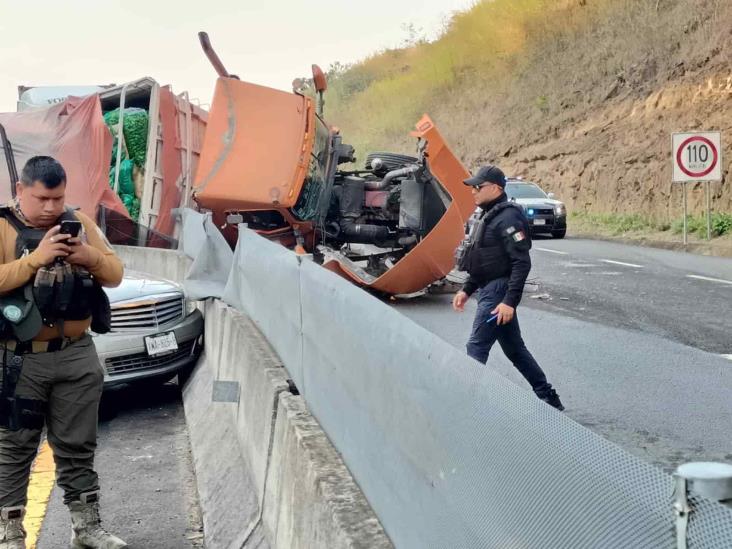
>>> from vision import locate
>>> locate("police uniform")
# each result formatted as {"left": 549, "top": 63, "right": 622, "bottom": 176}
{"left": 459, "top": 166, "right": 563, "bottom": 411}
{"left": 0, "top": 198, "right": 127, "bottom": 548}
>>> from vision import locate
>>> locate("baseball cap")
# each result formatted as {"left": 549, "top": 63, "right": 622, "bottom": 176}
{"left": 463, "top": 165, "right": 506, "bottom": 188}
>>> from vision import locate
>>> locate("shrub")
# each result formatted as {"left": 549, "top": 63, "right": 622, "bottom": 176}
{"left": 571, "top": 211, "right": 662, "bottom": 234}
{"left": 671, "top": 213, "right": 732, "bottom": 237}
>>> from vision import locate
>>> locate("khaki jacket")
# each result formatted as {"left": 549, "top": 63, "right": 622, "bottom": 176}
{"left": 0, "top": 207, "right": 123, "bottom": 341}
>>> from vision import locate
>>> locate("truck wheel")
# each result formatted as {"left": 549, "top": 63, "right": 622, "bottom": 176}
{"left": 365, "top": 152, "right": 418, "bottom": 172}
{"left": 552, "top": 228, "right": 567, "bottom": 239}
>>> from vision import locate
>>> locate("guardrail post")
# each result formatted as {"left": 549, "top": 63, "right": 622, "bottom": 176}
{"left": 674, "top": 462, "right": 732, "bottom": 548}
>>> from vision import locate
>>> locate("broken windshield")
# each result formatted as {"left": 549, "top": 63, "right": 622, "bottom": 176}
{"left": 292, "top": 113, "right": 331, "bottom": 221}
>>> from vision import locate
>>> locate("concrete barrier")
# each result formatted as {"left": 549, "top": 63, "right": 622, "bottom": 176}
{"left": 117, "top": 247, "right": 391, "bottom": 548}
{"left": 182, "top": 343, "right": 261, "bottom": 547}
{"left": 114, "top": 245, "right": 191, "bottom": 282}
{"left": 264, "top": 393, "right": 392, "bottom": 549}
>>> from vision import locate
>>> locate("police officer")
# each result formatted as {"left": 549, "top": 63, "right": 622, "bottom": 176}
{"left": 0, "top": 157, "right": 126, "bottom": 548}
{"left": 452, "top": 165, "right": 564, "bottom": 411}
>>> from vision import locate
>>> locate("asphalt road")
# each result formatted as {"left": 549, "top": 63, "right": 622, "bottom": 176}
{"left": 526, "top": 237, "right": 732, "bottom": 355}
{"left": 394, "top": 237, "right": 732, "bottom": 472}
{"left": 37, "top": 382, "right": 203, "bottom": 549}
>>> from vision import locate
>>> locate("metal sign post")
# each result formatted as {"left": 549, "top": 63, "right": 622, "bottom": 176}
{"left": 672, "top": 131, "right": 722, "bottom": 244}
{"left": 682, "top": 183, "right": 688, "bottom": 245}
{"left": 706, "top": 181, "right": 712, "bottom": 240}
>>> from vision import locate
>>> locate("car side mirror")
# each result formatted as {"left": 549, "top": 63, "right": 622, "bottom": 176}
{"left": 547, "top": 192, "right": 555, "bottom": 199}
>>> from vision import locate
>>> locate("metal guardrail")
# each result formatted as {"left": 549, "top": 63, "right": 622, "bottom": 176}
{"left": 196, "top": 222, "right": 732, "bottom": 548}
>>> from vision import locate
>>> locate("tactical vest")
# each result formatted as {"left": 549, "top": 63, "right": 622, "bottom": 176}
{"left": 455, "top": 202, "right": 526, "bottom": 272}
{"left": 0, "top": 206, "right": 111, "bottom": 341}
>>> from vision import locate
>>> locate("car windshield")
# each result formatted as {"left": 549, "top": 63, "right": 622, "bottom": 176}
{"left": 506, "top": 183, "right": 547, "bottom": 199}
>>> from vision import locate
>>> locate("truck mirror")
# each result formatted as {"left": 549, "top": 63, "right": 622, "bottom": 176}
{"left": 311, "top": 65, "right": 327, "bottom": 93}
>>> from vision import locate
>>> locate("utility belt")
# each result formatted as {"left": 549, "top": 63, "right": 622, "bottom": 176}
{"left": 1, "top": 335, "right": 84, "bottom": 354}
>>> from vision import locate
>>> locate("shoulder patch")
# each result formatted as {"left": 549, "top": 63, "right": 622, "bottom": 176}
{"left": 513, "top": 230, "right": 526, "bottom": 242}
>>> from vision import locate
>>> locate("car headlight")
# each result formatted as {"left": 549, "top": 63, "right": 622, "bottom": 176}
{"left": 186, "top": 299, "right": 199, "bottom": 315}
{"left": 554, "top": 204, "right": 566, "bottom": 216}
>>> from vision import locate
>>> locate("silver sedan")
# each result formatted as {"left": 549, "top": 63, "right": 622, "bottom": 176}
{"left": 93, "top": 271, "right": 204, "bottom": 388}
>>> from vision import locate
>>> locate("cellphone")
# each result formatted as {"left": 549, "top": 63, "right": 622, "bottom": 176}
{"left": 59, "top": 220, "right": 82, "bottom": 238}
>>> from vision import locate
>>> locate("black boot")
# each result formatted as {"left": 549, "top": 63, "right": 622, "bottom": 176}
{"left": 535, "top": 388, "right": 565, "bottom": 411}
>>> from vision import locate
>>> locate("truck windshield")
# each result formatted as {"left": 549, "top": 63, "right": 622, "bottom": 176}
{"left": 292, "top": 113, "right": 331, "bottom": 221}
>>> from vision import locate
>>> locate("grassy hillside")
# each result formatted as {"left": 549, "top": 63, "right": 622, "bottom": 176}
{"left": 323, "top": 0, "right": 731, "bottom": 234}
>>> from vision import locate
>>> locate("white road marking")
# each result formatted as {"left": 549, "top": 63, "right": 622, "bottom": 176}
{"left": 535, "top": 247, "right": 568, "bottom": 255}
{"left": 601, "top": 259, "right": 644, "bottom": 268}
{"left": 686, "top": 274, "right": 732, "bottom": 286}
{"left": 721, "top": 354, "right": 732, "bottom": 361}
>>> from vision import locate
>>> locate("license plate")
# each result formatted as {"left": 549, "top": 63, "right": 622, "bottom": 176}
{"left": 533, "top": 219, "right": 546, "bottom": 225}
{"left": 145, "top": 332, "right": 178, "bottom": 357}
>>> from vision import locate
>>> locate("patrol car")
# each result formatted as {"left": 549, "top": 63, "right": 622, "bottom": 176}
{"left": 505, "top": 178, "right": 567, "bottom": 239}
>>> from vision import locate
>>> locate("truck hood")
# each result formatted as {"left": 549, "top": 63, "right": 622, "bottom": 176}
{"left": 193, "top": 77, "right": 313, "bottom": 214}
{"left": 104, "top": 270, "right": 182, "bottom": 304}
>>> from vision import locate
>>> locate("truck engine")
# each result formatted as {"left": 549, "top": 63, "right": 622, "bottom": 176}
{"left": 319, "top": 151, "right": 452, "bottom": 279}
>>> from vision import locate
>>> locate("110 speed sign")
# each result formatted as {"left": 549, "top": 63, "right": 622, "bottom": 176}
{"left": 672, "top": 131, "right": 722, "bottom": 182}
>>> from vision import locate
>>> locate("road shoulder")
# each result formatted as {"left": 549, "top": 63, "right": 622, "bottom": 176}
{"left": 36, "top": 382, "right": 204, "bottom": 548}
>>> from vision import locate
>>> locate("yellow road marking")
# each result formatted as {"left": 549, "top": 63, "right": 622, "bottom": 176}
{"left": 25, "top": 441, "right": 55, "bottom": 549}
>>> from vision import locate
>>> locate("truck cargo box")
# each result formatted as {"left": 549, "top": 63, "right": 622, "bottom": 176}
{"left": 8, "top": 78, "right": 207, "bottom": 246}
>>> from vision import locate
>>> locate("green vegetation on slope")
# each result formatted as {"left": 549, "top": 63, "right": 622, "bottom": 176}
{"left": 670, "top": 213, "right": 732, "bottom": 238}
{"left": 571, "top": 211, "right": 670, "bottom": 235}
{"left": 571, "top": 211, "right": 732, "bottom": 238}
{"left": 324, "top": 0, "right": 729, "bottom": 168}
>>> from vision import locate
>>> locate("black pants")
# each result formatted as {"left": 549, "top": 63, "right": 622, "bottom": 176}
{"left": 466, "top": 278, "right": 552, "bottom": 395}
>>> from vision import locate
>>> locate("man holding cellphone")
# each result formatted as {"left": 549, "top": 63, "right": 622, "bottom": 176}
{"left": 0, "top": 157, "right": 126, "bottom": 548}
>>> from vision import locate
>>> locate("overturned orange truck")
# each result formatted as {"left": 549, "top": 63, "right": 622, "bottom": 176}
{"left": 192, "top": 33, "right": 475, "bottom": 295}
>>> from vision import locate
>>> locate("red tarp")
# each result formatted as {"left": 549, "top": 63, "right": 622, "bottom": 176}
{"left": 0, "top": 95, "right": 129, "bottom": 220}
{"left": 154, "top": 87, "right": 182, "bottom": 237}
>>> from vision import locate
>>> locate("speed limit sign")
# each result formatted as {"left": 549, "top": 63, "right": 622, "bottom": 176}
{"left": 672, "top": 131, "right": 722, "bottom": 182}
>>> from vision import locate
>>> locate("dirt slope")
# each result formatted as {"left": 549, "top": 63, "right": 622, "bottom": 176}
{"left": 328, "top": 0, "right": 731, "bottom": 225}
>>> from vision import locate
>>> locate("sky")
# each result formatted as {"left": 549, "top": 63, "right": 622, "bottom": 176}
{"left": 0, "top": 0, "right": 476, "bottom": 112}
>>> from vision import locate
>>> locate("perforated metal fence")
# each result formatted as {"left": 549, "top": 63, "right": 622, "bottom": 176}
{"left": 214, "top": 227, "right": 732, "bottom": 548}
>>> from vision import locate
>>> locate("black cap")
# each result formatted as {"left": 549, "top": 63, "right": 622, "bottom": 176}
{"left": 463, "top": 165, "right": 506, "bottom": 188}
